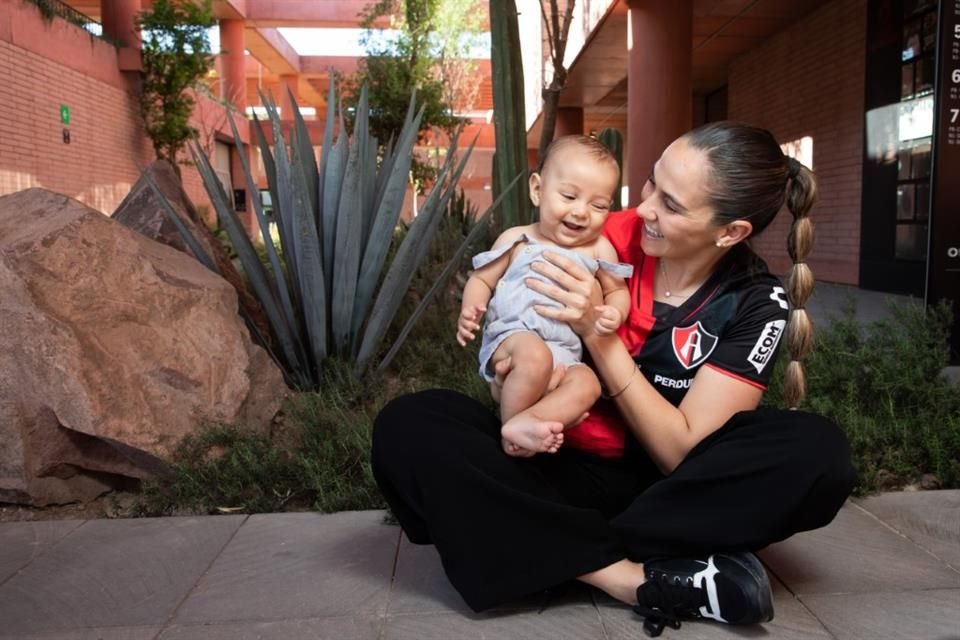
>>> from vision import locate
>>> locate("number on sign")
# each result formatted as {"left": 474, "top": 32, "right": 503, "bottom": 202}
{"left": 954, "top": 69, "right": 960, "bottom": 83}
{"left": 953, "top": 109, "right": 960, "bottom": 123}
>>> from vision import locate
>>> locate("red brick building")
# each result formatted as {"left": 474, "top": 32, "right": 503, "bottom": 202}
{"left": 2, "top": 0, "right": 956, "bottom": 351}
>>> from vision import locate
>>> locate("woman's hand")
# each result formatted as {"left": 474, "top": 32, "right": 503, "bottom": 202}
{"left": 526, "top": 251, "right": 605, "bottom": 337}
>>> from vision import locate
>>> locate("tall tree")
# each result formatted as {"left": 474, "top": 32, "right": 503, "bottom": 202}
{"left": 137, "top": 0, "right": 216, "bottom": 172}
{"left": 537, "top": 0, "right": 574, "bottom": 162}
{"left": 346, "top": 0, "right": 484, "bottom": 186}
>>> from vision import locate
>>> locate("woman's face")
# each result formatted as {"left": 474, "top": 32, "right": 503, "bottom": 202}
{"left": 636, "top": 137, "right": 724, "bottom": 259}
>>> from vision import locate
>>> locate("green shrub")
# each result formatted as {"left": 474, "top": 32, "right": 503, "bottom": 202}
{"left": 765, "top": 299, "right": 960, "bottom": 494}
{"left": 133, "top": 206, "right": 493, "bottom": 516}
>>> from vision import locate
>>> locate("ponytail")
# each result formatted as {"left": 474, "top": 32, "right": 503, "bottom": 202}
{"left": 684, "top": 123, "right": 821, "bottom": 408}
{"left": 782, "top": 158, "right": 818, "bottom": 408}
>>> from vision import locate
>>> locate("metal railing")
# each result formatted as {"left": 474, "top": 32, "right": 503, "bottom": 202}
{"left": 24, "top": 0, "right": 122, "bottom": 47}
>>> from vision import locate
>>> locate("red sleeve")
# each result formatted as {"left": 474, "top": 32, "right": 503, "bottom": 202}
{"left": 565, "top": 209, "right": 653, "bottom": 458}
{"left": 603, "top": 209, "right": 644, "bottom": 263}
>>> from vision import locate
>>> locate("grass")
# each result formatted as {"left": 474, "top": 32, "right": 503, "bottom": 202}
{"left": 763, "top": 299, "right": 960, "bottom": 494}
{"left": 134, "top": 206, "right": 493, "bottom": 517}
{"left": 136, "top": 215, "right": 960, "bottom": 513}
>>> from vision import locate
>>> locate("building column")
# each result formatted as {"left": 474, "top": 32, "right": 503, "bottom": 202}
{"left": 279, "top": 75, "right": 300, "bottom": 121}
{"left": 101, "top": 0, "right": 141, "bottom": 69}
{"left": 555, "top": 107, "right": 584, "bottom": 138}
{"left": 625, "top": 0, "right": 692, "bottom": 207}
{"left": 219, "top": 19, "right": 247, "bottom": 113}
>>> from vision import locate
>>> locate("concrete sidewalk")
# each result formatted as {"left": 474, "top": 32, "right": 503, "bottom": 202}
{"left": 2, "top": 283, "right": 956, "bottom": 640}
{"left": 1, "top": 491, "right": 958, "bottom": 639}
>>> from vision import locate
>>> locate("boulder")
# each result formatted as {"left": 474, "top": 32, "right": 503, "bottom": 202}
{"left": 0, "top": 188, "right": 286, "bottom": 506}
{"left": 112, "top": 160, "right": 272, "bottom": 350}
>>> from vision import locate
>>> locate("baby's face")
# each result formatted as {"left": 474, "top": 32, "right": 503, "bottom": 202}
{"left": 530, "top": 145, "right": 620, "bottom": 248}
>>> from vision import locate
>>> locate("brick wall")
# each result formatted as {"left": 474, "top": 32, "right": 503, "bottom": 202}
{"left": 728, "top": 0, "right": 866, "bottom": 285}
{"left": 0, "top": 0, "right": 219, "bottom": 217}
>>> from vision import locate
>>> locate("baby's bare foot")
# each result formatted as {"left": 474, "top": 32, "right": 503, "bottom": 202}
{"left": 502, "top": 417, "right": 564, "bottom": 454}
{"left": 502, "top": 438, "right": 536, "bottom": 457}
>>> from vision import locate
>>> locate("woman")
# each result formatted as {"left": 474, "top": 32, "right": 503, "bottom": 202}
{"left": 371, "top": 122, "right": 855, "bottom": 637}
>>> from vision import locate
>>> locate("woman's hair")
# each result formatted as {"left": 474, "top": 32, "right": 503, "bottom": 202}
{"left": 684, "top": 121, "right": 818, "bottom": 408}
{"left": 538, "top": 134, "right": 621, "bottom": 183}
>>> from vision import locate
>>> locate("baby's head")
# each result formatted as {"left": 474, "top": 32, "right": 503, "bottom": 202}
{"left": 530, "top": 135, "right": 621, "bottom": 248}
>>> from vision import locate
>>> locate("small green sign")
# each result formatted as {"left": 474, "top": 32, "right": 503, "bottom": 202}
{"left": 60, "top": 104, "right": 70, "bottom": 125}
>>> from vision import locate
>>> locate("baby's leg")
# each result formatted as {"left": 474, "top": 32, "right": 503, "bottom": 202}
{"left": 502, "top": 364, "right": 601, "bottom": 448}
{"left": 489, "top": 333, "right": 563, "bottom": 454}
{"left": 490, "top": 332, "right": 554, "bottom": 423}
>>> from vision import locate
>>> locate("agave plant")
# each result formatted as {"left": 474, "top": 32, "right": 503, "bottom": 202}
{"left": 145, "top": 83, "right": 496, "bottom": 390}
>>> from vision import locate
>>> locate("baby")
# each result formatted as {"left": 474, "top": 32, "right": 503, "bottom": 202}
{"left": 456, "top": 135, "right": 632, "bottom": 456}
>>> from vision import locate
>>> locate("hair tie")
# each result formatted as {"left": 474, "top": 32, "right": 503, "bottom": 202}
{"left": 785, "top": 156, "right": 802, "bottom": 179}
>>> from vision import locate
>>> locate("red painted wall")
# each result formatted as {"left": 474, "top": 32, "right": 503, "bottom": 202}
{"left": 728, "top": 0, "right": 866, "bottom": 286}
{"left": 0, "top": 0, "right": 231, "bottom": 219}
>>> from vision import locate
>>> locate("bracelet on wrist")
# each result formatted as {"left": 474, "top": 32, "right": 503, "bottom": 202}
{"left": 602, "top": 364, "right": 641, "bottom": 400}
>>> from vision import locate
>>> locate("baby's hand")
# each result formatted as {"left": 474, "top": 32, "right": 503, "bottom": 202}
{"left": 593, "top": 305, "right": 624, "bottom": 336}
{"left": 457, "top": 305, "right": 486, "bottom": 346}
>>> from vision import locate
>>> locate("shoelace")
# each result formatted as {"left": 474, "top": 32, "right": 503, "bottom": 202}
{"left": 632, "top": 603, "right": 681, "bottom": 637}
{"left": 633, "top": 576, "right": 705, "bottom": 637}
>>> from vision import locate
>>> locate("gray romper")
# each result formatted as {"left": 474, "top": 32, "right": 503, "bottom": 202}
{"left": 473, "top": 234, "right": 633, "bottom": 382}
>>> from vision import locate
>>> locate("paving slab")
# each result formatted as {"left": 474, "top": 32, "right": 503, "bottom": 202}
{"left": 596, "top": 574, "right": 833, "bottom": 640}
{"left": 0, "top": 519, "right": 84, "bottom": 584}
{"left": 801, "top": 588, "right": 960, "bottom": 640}
{"left": 805, "top": 282, "right": 915, "bottom": 327}
{"left": 388, "top": 532, "right": 472, "bottom": 615}
{"left": 388, "top": 532, "right": 593, "bottom": 615}
{"left": 380, "top": 605, "right": 606, "bottom": 640}
{"left": 0, "top": 516, "right": 244, "bottom": 635}
{"left": 0, "top": 627, "right": 162, "bottom": 640}
{"left": 759, "top": 502, "right": 960, "bottom": 595}
{"left": 171, "top": 511, "right": 399, "bottom": 625}
{"left": 853, "top": 489, "right": 960, "bottom": 570}
{"left": 159, "top": 615, "right": 382, "bottom": 640}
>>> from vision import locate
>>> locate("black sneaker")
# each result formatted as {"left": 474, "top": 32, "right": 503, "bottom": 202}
{"left": 633, "top": 552, "right": 774, "bottom": 637}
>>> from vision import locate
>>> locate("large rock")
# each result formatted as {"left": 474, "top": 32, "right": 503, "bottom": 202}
{"left": 112, "top": 160, "right": 272, "bottom": 349}
{"left": 0, "top": 188, "right": 286, "bottom": 506}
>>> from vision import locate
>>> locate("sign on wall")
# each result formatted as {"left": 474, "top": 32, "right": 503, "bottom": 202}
{"left": 930, "top": 0, "right": 960, "bottom": 363}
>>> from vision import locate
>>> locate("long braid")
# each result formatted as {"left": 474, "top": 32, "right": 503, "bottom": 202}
{"left": 783, "top": 156, "right": 818, "bottom": 408}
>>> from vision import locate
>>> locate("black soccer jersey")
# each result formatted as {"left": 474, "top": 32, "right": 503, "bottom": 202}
{"left": 566, "top": 210, "right": 790, "bottom": 458}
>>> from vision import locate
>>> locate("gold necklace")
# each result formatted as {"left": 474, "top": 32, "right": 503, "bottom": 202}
{"left": 659, "top": 259, "right": 691, "bottom": 300}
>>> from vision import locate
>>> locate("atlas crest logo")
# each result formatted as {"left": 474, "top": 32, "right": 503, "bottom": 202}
{"left": 748, "top": 320, "right": 786, "bottom": 373}
{"left": 672, "top": 321, "right": 718, "bottom": 369}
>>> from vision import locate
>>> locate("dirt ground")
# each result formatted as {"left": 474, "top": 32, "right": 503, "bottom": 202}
{"left": 0, "top": 492, "right": 140, "bottom": 522}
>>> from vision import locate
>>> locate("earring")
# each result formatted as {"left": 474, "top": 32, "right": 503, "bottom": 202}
{"left": 716, "top": 241, "right": 724, "bottom": 248}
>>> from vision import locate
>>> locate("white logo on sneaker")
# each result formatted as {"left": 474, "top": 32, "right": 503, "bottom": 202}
{"left": 694, "top": 555, "right": 727, "bottom": 623}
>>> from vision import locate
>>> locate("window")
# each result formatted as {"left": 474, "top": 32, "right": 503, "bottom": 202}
{"left": 895, "top": 2, "right": 937, "bottom": 260}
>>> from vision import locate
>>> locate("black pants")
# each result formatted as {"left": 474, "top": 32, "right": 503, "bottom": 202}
{"left": 371, "top": 389, "right": 854, "bottom": 612}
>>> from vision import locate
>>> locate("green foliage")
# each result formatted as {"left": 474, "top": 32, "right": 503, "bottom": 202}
{"left": 345, "top": 0, "right": 483, "bottom": 186}
{"left": 597, "top": 128, "right": 624, "bottom": 211}
{"left": 137, "top": 0, "right": 216, "bottom": 168}
{"left": 133, "top": 214, "right": 494, "bottom": 517}
{"left": 135, "top": 290, "right": 959, "bottom": 516}
{"left": 134, "top": 365, "right": 385, "bottom": 516}
{"left": 764, "top": 299, "right": 960, "bottom": 494}
{"left": 145, "top": 82, "right": 483, "bottom": 391}
{"left": 489, "top": 0, "right": 530, "bottom": 229}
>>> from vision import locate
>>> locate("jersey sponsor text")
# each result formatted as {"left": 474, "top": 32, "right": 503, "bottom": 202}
{"left": 747, "top": 320, "right": 786, "bottom": 373}
{"left": 653, "top": 373, "right": 693, "bottom": 389}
